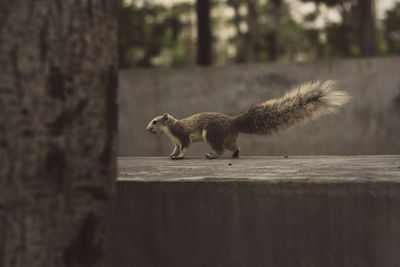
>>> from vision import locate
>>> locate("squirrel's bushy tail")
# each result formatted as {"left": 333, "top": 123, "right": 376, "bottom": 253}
{"left": 233, "top": 80, "right": 350, "bottom": 135}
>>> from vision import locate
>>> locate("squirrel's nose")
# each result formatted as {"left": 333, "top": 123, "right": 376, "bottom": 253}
{"left": 146, "top": 126, "right": 155, "bottom": 134}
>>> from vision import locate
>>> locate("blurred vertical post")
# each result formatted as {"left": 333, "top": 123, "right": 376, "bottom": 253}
{"left": 358, "top": 0, "right": 378, "bottom": 56}
{"left": 246, "top": 0, "right": 258, "bottom": 62}
{"left": 185, "top": 4, "right": 196, "bottom": 66}
{"left": 267, "top": 0, "right": 282, "bottom": 61}
{"left": 196, "top": 0, "right": 212, "bottom": 65}
{"left": 0, "top": 1, "right": 118, "bottom": 267}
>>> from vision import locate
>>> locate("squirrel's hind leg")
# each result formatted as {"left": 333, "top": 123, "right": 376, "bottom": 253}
{"left": 206, "top": 151, "right": 224, "bottom": 159}
{"left": 228, "top": 146, "right": 239, "bottom": 158}
{"left": 203, "top": 129, "right": 225, "bottom": 159}
{"left": 224, "top": 135, "right": 239, "bottom": 158}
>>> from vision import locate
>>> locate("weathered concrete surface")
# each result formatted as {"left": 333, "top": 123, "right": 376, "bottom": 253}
{"left": 108, "top": 156, "right": 400, "bottom": 267}
{"left": 118, "top": 57, "right": 400, "bottom": 156}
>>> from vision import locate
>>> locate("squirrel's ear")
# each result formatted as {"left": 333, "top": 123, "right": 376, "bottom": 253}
{"left": 163, "top": 113, "right": 169, "bottom": 120}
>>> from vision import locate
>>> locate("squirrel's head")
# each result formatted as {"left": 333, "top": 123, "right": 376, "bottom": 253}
{"left": 146, "top": 113, "right": 175, "bottom": 134}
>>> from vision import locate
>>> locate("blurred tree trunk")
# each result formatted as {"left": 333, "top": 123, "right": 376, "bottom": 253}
{"left": 357, "top": 0, "right": 377, "bottom": 56}
{"left": 267, "top": 0, "right": 282, "bottom": 61}
{"left": 266, "top": 32, "right": 277, "bottom": 61}
{"left": 0, "top": 1, "right": 118, "bottom": 267}
{"left": 227, "top": 0, "right": 246, "bottom": 63}
{"left": 184, "top": 4, "right": 196, "bottom": 66}
{"left": 244, "top": 0, "right": 258, "bottom": 62}
{"left": 196, "top": 0, "right": 212, "bottom": 65}
{"left": 337, "top": 1, "right": 353, "bottom": 57}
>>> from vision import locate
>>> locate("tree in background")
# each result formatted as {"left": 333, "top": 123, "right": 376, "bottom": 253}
{"left": 119, "top": 1, "right": 190, "bottom": 68}
{"left": 301, "top": 0, "right": 378, "bottom": 58}
{"left": 196, "top": 0, "right": 213, "bottom": 65}
{"left": 357, "top": 0, "right": 378, "bottom": 56}
{"left": 118, "top": 0, "right": 398, "bottom": 68}
{"left": 226, "top": 0, "right": 308, "bottom": 63}
{"left": 266, "top": 0, "right": 283, "bottom": 61}
{"left": 0, "top": 1, "right": 118, "bottom": 266}
{"left": 261, "top": 0, "right": 309, "bottom": 62}
{"left": 226, "top": 0, "right": 251, "bottom": 63}
{"left": 323, "top": 1, "right": 357, "bottom": 58}
{"left": 384, "top": 2, "right": 400, "bottom": 55}
{"left": 225, "top": 0, "right": 259, "bottom": 62}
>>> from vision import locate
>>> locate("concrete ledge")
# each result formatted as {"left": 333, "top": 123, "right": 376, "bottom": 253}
{"left": 108, "top": 156, "right": 400, "bottom": 267}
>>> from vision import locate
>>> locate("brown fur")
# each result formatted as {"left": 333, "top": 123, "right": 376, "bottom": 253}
{"left": 146, "top": 80, "right": 350, "bottom": 159}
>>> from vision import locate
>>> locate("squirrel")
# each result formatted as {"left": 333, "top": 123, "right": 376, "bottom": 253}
{"left": 146, "top": 80, "right": 350, "bottom": 160}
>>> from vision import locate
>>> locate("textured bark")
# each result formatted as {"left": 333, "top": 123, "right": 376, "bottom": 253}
{"left": 0, "top": 1, "right": 118, "bottom": 267}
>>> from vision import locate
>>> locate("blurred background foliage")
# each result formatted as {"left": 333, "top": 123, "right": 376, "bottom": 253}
{"left": 119, "top": 0, "right": 400, "bottom": 68}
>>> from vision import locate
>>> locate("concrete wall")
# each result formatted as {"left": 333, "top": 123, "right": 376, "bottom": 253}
{"left": 119, "top": 57, "right": 400, "bottom": 157}
{"left": 107, "top": 156, "right": 400, "bottom": 267}
{"left": 109, "top": 181, "right": 400, "bottom": 267}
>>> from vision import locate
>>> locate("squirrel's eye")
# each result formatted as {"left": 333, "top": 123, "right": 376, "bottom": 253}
{"left": 152, "top": 120, "right": 157, "bottom": 125}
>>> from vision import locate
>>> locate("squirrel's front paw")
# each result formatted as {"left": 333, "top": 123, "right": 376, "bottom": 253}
{"left": 170, "top": 155, "right": 184, "bottom": 160}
